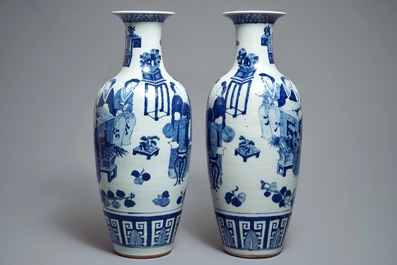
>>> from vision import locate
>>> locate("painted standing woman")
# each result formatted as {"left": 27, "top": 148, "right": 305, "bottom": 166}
{"left": 163, "top": 94, "right": 191, "bottom": 185}
{"left": 257, "top": 73, "right": 281, "bottom": 140}
{"left": 113, "top": 79, "right": 140, "bottom": 154}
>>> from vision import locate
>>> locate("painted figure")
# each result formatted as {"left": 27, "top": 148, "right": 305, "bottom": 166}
{"left": 97, "top": 78, "right": 117, "bottom": 116}
{"left": 163, "top": 93, "right": 191, "bottom": 185}
{"left": 113, "top": 79, "right": 140, "bottom": 154}
{"left": 257, "top": 73, "right": 281, "bottom": 140}
{"left": 279, "top": 76, "right": 301, "bottom": 118}
{"left": 207, "top": 95, "right": 235, "bottom": 191}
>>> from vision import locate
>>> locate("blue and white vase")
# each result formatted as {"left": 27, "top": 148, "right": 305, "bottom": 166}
{"left": 94, "top": 11, "right": 192, "bottom": 258}
{"left": 206, "top": 11, "right": 302, "bottom": 258}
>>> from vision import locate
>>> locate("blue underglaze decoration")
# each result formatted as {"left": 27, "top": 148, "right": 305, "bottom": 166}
{"left": 176, "top": 190, "right": 186, "bottom": 205}
{"left": 132, "top": 135, "right": 160, "bottom": 160}
{"left": 215, "top": 212, "right": 291, "bottom": 251}
{"left": 131, "top": 168, "right": 151, "bottom": 185}
{"left": 124, "top": 26, "right": 141, "bottom": 67}
{"left": 114, "top": 12, "right": 173, "bottom": 23}
{"left": 140, "top": 49, "right": 171, "bottom": 121}
{"left": 224, "top": 186, "right": 246, "bottom": 207}
{"left": 207, "top": 96, "right": 235, "bottom": 191}
{"left": 104, "top": 210, "right": 182, "bottom": 248}
{"left": 95, "top": 78, "right": 118, "bottom": 183}
{"left": 113, "top": 79, "right": 140, "bottom": 153}
{"left": 257, "top": 73, "right": 280, "bottom": 140}
{"left": 260, "top": 180, "right": 296, "bottom": 208}
{"left": 100, "top": 189, "right": 136, "bottom": 209}
{"left": 95, "top": 78, "right": 140, "bottom": 182}
{"left": 153, "top": 191, "right": 171, "bottom": 207}
{"left": 162, "top": 90, "right": 192, "bottom": 185}
{"left": 256, "top": 73, "right": 302, "bottom": 176}
{"left": 261, "top": 25, "right": 274, "bottom": 64}
{"left": 235, "top": 135, "right": 260, "bottom": 162}
{"left": 224, "top": 48, "right": 258, "bottom": 117}
{"left": 223, "top": 12, "right": 285, "bottom": 24}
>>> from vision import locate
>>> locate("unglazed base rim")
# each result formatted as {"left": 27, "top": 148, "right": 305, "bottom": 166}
{"left": 114, "top": 249, "right": 172, "bottom": 259}
{"left": 224, "top": 247, "right": 282, "bottom": 259}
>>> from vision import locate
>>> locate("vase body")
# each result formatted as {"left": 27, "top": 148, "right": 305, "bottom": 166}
{"left": 94, "top": 11, "right": 192, "bottom": 258}
{"left": 206, "top": 11, "right": 302, "bottom": 258}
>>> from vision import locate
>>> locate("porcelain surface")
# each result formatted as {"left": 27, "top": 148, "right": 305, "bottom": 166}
{"left": 206, "top": 11, "right": 302, "bottom": 258}
{"left": 94, "top": 11, "right": 191, "bottom": 258}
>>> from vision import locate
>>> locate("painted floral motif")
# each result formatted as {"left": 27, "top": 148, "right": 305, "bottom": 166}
{"left": 260, "top": 180, "right": 295, "bottom": 208}
{"left": 176, "top": 190, "right": 186, "bottom": 205}
{"left": 131, "top": 168, "right": 151, "bottom": 185}
{"left": 100, "top": 189, "right": 136, "bottom": 209}
{"left": 225, "top": 186, "right": 246, "bottom": 207}
{"left": 153, "top": 191, "right": 171, "bottom": 207}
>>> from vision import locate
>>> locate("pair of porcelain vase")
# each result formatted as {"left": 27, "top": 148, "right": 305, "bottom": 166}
{"left": 94, "top": 10, "right": 302, "bottom": 259}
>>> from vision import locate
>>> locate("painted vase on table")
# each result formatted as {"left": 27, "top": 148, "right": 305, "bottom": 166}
{"left": 94, "top": 11, "right": 192, "bottom": 258}
{"left": 206, "top": 11, "right": 302, "bottom": 258}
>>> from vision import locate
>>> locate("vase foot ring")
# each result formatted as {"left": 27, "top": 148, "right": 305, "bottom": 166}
{"left": 115, "top": 249, "right": 172, "bottom": 259}
{"left": 224, "top": 248, "right": 282, "bottom": 259}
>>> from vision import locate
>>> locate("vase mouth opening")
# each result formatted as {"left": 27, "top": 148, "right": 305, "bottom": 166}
{"left": 223, "top": 10, "right": 286, "bottom": 15}
{"left": 223, "top": 10, "right": 286, "bottom": 24}
{"left": 112, "top": 11, "right": 175, "bottom": 23}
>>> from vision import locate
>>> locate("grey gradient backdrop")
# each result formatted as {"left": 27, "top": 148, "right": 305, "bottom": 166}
{"left": 1, "top": 0, "right": 396, "bottom": 264}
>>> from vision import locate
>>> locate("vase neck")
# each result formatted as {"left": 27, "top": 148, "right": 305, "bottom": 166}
{"left": 121, "top": 22, "right": 165, "bottom": 70}
{"left": 224, "top": 11, "right": 285, "bottom": 69}
{"left": 234, "top": 23, "right": 279, "bottom": 68}
{"left": 113, "top": 11, "right": 174, "bottom": 70}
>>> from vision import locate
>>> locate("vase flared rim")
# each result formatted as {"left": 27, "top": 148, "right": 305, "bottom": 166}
{"left": 223, "top": 10, "right": 286, "bottom": 24}
{"left": 112, "top": 11, "right": 175, "bottom": 23}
